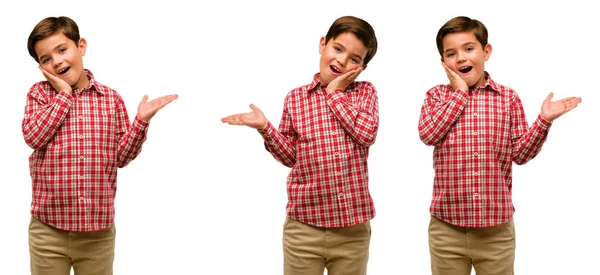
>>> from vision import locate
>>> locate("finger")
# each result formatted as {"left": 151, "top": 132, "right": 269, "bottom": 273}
{"left": 249, "top": 104, "right": 261, "bottom": 112}
{"left": 139, "top": 95, "right": 149, "bottom": 105}
{"left": 544, "top": 92, "right": 554, "bottom": 102}
{"left": 441, "top": 62, "right": 455, "bottom": 79}
{"left": 221, "top": 114, "right": 243, "bottom": 125}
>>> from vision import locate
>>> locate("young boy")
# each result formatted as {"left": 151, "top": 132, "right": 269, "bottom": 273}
{"left": 418, "top": 16, "right": 582, "bottom": 275}
{"left": 23, "top": 16, "right": 178, "bottom": 275}
{"left": 221, "top": 16, "right": 378, "bottom": 275}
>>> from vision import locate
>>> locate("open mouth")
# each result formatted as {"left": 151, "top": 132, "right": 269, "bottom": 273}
{"left": 330, "top": 65, "right": 341, "bottom": 74}
{"left": 459, "top": 66, "right": 473, "bottom": 74}
{"left": 58, "top": 67, "right": 70, "bottom": 75}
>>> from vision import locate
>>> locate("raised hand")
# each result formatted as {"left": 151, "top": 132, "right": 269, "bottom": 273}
{"left": 221, "top": 104, "right": 268, "bottom": 130}
{"left": 39, "top": 66, "right": 72, "bottom": 95}
{"left": 540, "top": 92, "right": 582, "bottom": 122}
{"left": 137, "top": 94, "right": 179, "bottom": 122}
{"left": 442, "top": 62, "right": 468, "bottom": 93}
{"left": 326, "top": 67, "right": 362, "bottom": 95}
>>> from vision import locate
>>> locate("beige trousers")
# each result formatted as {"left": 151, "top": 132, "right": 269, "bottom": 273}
{"left": 283, "top": 217, "right": 371, "bottom": 275}
{"left": 429, "top": 215, "right": 516, "bottom": 275}
{"left": 29, "top": 216, "right": 116, "bottom": 275}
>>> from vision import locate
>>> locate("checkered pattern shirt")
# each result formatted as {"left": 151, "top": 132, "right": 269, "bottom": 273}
{"left": 22, "top": 69, "right": 148, "bottom": 231}
{"left": 419, "top": 72, "right": 551, "bottom": 227}
{"left": 259, "top": 73, "right": 379, "bottom": 228}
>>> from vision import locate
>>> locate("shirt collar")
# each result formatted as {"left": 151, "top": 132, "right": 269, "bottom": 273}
{"left": 68, "top": 69, "right": 104, "bottom": 95}
{"left": 307, "top": 73, "right": 329, "bottom": 93}
{"left": 478, "top": 71, "right": 502, "bottom": 94}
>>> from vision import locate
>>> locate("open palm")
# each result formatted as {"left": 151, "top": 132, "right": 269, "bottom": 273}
{"left": 137, "top": 94, "right": 179, "bottom": 122}
{"left": 540, "top": 92, "right": 582, "bottom": 122}
{"left": 221, "top": 104, "right": 268, "bottom": 130}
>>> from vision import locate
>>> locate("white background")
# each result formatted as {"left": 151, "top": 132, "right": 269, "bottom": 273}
{"left": 1, "top": 0, "right": 598, "bottom": 274}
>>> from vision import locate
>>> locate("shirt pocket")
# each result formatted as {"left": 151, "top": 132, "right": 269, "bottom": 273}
{"left": 487, "top": 108, "right": 511, "bottom": 156}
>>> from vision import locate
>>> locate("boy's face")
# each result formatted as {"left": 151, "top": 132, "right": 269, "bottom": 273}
{"left": 441, "top": 31, "right": 492, "bottom": 88}
{"left": 35, "top": 31, "right": 88, "bottom": 90}
{"left": 318, "top": 32, "right": 368, "bottom": 85}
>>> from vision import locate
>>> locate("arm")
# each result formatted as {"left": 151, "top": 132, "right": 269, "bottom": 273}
{"left": 418, "top": 61, "right": 471, "bottom": 146}
{"left": 22, "top": 83, "right": 72, "bottom": 150}
{"left": 327, "top": 82, "right": 378, "bottom": 147}
{"left": 512, "top": 92, "right": 582, "bottom": 165}
{"left": 116, "top": 93, "right": 178, "bottom": 168}
{"left": 259, "top": 102, "right": 297, "bottom": 168}
{"left": 418, "top": 85, "right": 469, "bottom": 146}
{"left": 115, "top": 94, "right": 148, "bottom": 168}
{"left": 221, "top": 101, "right": 297, "bottom": 168}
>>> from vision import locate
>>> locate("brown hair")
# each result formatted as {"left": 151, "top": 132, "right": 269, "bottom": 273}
{"left": 436, "top": 16, "right": 488, "bottom": 57}
{"left": 325, "top": 16, "right": 378, "bottom": 65}
{"left": 27, "top": 16, "right": 81, "bottom": 63}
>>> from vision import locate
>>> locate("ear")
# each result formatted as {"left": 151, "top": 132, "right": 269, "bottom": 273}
{"left": 319, "top": 36, "right": 326, "bottom": 55}
{"left": 483, "top": 43, "right": 492, "bottom": 61}
{"left": 78, "top": 38, "right": 87, "bottom": 57}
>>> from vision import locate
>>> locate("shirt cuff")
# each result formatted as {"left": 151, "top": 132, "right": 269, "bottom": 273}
{"left": 133, "top": 115, "right": 150, "bottom": 132}
{"left": 535, "top": 114, "right": 552, "bottom": 130}
{"left": 56, "top": 92, "right": 74, "bottom": 107}
{"left": 326, "top": 89, "right": 345, "bottom": 103}
{"left": 258, "top": 121, "right": 275, "bottom": 137}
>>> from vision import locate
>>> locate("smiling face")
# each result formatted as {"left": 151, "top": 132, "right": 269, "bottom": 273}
{"left": 441, "top": 31, "right": 492, "bottom": 88}
{"left": 35, "top": 31, "right": 88, "bottom": 90}
{"left": 318, "top": 32, "right": 368, "bottom": 85}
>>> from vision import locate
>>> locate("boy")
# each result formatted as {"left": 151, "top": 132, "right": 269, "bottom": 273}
{"left": 221, "top": 16, "right": 378, "bottom": 275}
{"left": 418, "top": 16, "right": 582, "bottom": 275}
{"left": 23, "top": 16, "right": 178, "bottom": 275}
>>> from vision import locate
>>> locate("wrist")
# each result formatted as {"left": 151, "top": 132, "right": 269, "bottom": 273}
{"left": 258, "top": 120, "right": 268, "bottom": 130}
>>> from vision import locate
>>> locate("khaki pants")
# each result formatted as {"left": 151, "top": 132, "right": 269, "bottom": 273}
{"left": 283, "top": 217, "right": 371, "bottom": 275}
{"left": 29, "top": 217, "right": 116, "bottom": 275}
{"left": 429, "top": 215, "right": 515, "bottom": 275}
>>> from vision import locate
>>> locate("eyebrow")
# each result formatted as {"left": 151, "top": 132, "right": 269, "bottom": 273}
{"left": 38, "top": 43, "right": 68, "bottom": 61}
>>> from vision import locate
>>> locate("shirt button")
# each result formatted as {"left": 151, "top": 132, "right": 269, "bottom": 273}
{"left": 472, "top": 131, "right": 478, "bottom": 136}
{"left": 338, "top": 193, "right": 345, "bottom": 198}
{"left": 329, "top": 112, "right": 334, "bottom": 117}
{"left": 78, "top": 115, "right": 83, "bottom": 120}
{"left": 79, "top": 176, "right": 84, "bottom": 180}
{"left": 473, "top": 152, "right": 479, "bottom": 157}
{"left": 79, "top": 135, "right": 84, "bottom": 139}
{"left": 473, "top": 113, "right": 478, "bottom": 117}
{"left": 79, "top": 197, "right": 84, "bottom": 201}
{"left": 335, "top": 172, "right": 342, "bottom": 176}
{"left": 473, "top": 172, "right": 479, "bottom": 176}
{"left": 334, "top": 152, "right": 339, "bottom": 156}
{"left": 474, "top": 193, "right": 479, "bottom": 197}
{"left": 79, "top": 156, "right": 85, "bottom": 160}
{"left": 331, "top": 131, "right": 337, "bottom": 135}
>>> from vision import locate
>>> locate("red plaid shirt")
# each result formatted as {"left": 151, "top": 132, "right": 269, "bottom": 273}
{"left": 259, "top": 73, "right": 378, "bottom": 228}
{"left": 22, "top": 69, "right": 148, "bottom": 231}
{"left": 419, "top": 72, "right": 551, "bottom": 227}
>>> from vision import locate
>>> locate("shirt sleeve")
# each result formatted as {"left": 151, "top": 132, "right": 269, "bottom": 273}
{"left": 418, "top": 85, "right": 469, "bottom": 146}
{"left": 258, "top": 95, "right": 297, "bottom": 168}
{"left": 326, "top": 82, "right": 379, "bottom": 147}
{"left": 22, "top": 83, "right": 73, "bottom": 150}
{"left": 115, "top": 93, "right": 149, "bottom": 168}
{"left": 510, "top": 94, "right": 552, "bottom": 165}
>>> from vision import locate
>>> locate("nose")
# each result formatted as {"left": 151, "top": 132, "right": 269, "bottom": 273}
{"left": 52, "top": 55, "right": 63, "bottom": 68}
{"left": 456, "top": 51, "right": 467, "bottom": 63}
{"left": 335, "top": 54, "right": 347, "bottom": 67}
